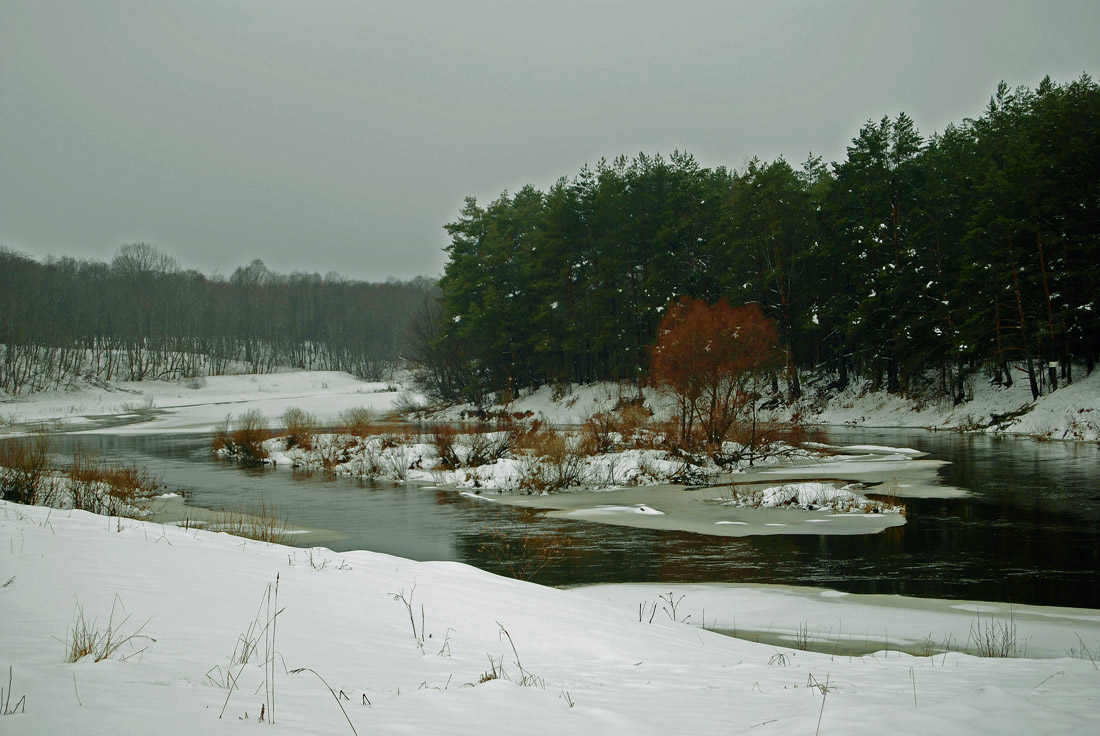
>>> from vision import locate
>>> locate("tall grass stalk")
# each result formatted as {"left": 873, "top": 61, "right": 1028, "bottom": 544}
{"left": 60, "top": 596, "right": 150, "bottom": 663}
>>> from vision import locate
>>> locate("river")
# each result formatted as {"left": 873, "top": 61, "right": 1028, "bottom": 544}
{"left": 29, "top": 427, "right": 1100, "bottom": 608}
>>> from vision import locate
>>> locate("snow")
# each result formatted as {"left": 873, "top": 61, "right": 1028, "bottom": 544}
{"left": 716, "top": 482, "right": 904, "bottom": 513}
{"left": 0, "top": 371, "right": 409, "bottom": 437}
{"left": 573, "top": 583, "right": 1100, "bottom": 660}
{"left": 573, "top": 503, "right": 665, "bottom": 516}
{"left": 431, "top": 383, "right": 650, "bottom": 426}
{"left": 2, "top": 500, "right": 1098, "bottom": 735}
{"left": 800, "top": 370, "right": 1100, "bottom": 442}
{"left": 835, "top": 445, "right": 924, "bottom": 455}
{"left": 495, "top": 482, "right": 907, "bottom": 537}
{"left": 417, "top": 448, "right": 696, "bottom": 493}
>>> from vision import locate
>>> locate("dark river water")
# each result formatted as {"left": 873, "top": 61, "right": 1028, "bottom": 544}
{"left": 30, "top": 428, "right": 1100, "bottom": 608}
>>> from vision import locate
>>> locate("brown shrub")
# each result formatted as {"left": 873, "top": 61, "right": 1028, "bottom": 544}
{"left": 211, "top": 409, "right": 272, "bottom": 462}
{"left": 460, "top": 423, "right": 512, "bottom": 466}
{"left": 509, "top": 419, "right": 545, "bottom": 453}
{"left": 281, "top": 406, "right": 319, "bottom": 450}
{"left": 580, "top": 404, "right": 654, "bottom": 455}
{"left": 318, "top": 436, "right": 357, "bottom": 471}
{"left": 339, "top": 407, "right": 377, "bottom": 437}
{"left": 67, "top": 452, "right": 162, "bottom": 516}
{"left": 481, "top": 424, "right": 514, "bottom": 462}
{"left": 430, "top": 424, "right": 461, "bottom": 469}
{"left": 721, "top": 416, "right": 817, "bottom": 466}
{"left": 233, "top": 410, "right": 271, "bottom": 461}
{"left": 650, "top": 298, "right": 785, "bottom": 446}
{"left": 211, "top": 416, "right": 232, "bottom": 453}
{"left": 515, "top": 425, "right": 585, "bottom": 492}
{"left": 0, "top": 434, "right": 57, "bottom": 505}
{"left": 581, "top": 411, "right": 620, "bottom": 455}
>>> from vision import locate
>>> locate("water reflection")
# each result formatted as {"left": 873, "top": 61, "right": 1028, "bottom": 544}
{"left": 19, "top": 428, "right": 1100, "bottom": 608}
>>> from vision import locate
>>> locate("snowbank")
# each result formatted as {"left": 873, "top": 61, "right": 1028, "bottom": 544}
{"left": 799, "top": 369, "right": 1100, "bottom": 441}
{"left": 431, "top": 370, "right": 1100, "bottom": 443}
{"left": 2, "top": 500, "right": 1098, "bottom": 735}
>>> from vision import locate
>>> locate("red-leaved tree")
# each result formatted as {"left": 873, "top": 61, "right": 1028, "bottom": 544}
{"left": 650, "top": 299, "right": 785, "bottom": 450}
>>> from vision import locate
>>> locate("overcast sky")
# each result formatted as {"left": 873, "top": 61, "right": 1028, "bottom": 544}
{"left": 2, "top": 1, "right": 1098, "bottom": 281}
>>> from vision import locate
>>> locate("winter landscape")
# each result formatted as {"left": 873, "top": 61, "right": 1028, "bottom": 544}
{"left": 3, "top": 2, "right": 1100, "bottom": 734}
{"left": 2, "top": 371, "right": 1099, "bottom": 734}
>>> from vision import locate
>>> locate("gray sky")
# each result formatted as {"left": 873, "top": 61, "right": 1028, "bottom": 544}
{"left": 3, "top": 1, "right": 1098, "bottom": 281}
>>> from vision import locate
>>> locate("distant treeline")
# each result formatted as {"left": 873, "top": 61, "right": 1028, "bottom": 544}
{"left": 425, "top": 75, "right": 1099, "bottom": 403}
{"left": 0, "top": 242, "right": 436, "bottom": 394}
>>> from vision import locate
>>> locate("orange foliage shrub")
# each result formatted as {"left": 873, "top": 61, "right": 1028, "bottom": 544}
{"left": 650, "top": 299, "right": 786, "bottom": 450}
{"left": 281, "top": 407, "right": 319, "bottom": 450}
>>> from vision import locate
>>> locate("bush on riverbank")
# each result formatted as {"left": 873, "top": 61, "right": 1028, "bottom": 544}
{"left": 212, "top": 409, "right": 272, "bottom": 461}
{"left": 0, "top": 435, "right": 162, "bottom": 517}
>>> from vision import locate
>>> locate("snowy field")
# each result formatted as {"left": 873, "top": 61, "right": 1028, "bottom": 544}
{"left": 3, "top": 500, "right": 1099, "bottom": 735}
{"left": 0, "top": 371, "right": 408, "bottom": 436}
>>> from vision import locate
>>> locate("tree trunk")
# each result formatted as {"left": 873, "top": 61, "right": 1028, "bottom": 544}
{"left": 1007, "top": 236, "right": 1040, "bottom": 401}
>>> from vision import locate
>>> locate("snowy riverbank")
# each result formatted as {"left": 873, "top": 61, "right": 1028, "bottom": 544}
{"left": 2, "top": 368, "right": 1097, "bottom": 444}
{"left": 432, "top": 369, "right": 1100, "bottom": 443}
{"left": 2, "top": 500, "right": 1098, "bottom": 735}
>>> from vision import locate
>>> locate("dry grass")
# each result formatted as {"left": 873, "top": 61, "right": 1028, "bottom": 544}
{"left": 479, "top": 510, "right": 566, "bottom": 580}
{"left": 1, "top": 437, "right": 167, "bottom": 517}
{"left": 61, "top": 597, "right": 150, "bottom": 663}
{"left": 867, "top": 478, "right": 908, "bottom": 516}
{"left": 514, "top": 425, "right": 586, "bottom": 493}
{"left": 967, "top": 609, "right": 1027, "bottom": 658}
{"left": 212, "top": 501, "right": 291, "bottom": 545}
{"left": 429, "top": 419, "right": 585, "bottom": 490}
{"left": 1, "top": 666, "right": 26, "bottom": 715}
{"left": 581, "top": 404, "right": 655, "bottom": 454}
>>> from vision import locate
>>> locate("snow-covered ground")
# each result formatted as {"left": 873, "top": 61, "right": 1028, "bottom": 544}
{"left": 431, "top": 369, "right": 1100, "bottom": 443}
{"left": 0, "top": 371, "right": 409, "bottom": 436}
{"left": 802, "top": 369, "right": 1100, "bottom": 441}
{"left": 3, "top": 500, "right": 1098, "bottom": 735}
